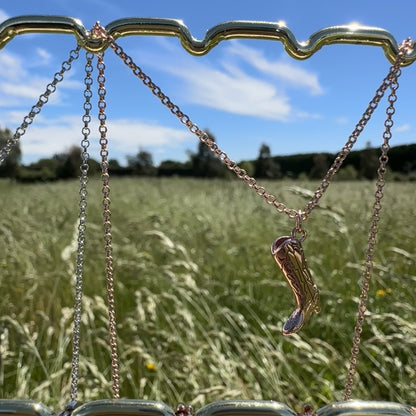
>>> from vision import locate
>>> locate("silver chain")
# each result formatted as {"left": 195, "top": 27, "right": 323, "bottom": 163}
{"left": 69, "top": 51, "right": 94, "bottom": 405}
{"left": 95, "top": 46, "right": 121, "bottom": 399}
{"left": 0, "top": 46, "right": 80, "bottom": 167}
{"left": 343, "top": 38, "right": 412, "bottom": 400}
{"left": 0, "top": 22, "right": 410, "bottom": 404}
{"left": 0, "top": 44, "right": 82, "bottom": 410}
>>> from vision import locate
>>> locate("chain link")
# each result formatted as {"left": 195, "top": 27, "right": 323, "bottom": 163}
{"left": 69, "top": 51, "right": 94, "bottom": 405}
{"left": 93, "top": 26, "right": 300, "bottom": 221}
{"left": 94, "top": 25, "right": 411, "bottom": 234}
{"left": 90, "top": 25, "right": 412, "bottom": 401}
{"left": 1, "top": 21, "right": 409, "bottom": 405}
{"left": 96, "top": 47, "right": 121, "bottom": 400}
{"left": 303, "top": 56, "right": 402, "bottom": 219}
{"left": 0, "top": 46, "right": 80, "bottom": 167}
{"left": 343, "top": 38, "right": 412, "bottom": 400}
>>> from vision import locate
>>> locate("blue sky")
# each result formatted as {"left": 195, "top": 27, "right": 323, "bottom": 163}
{"left": 1, "top": 1, "right": 416, "bottom": 166}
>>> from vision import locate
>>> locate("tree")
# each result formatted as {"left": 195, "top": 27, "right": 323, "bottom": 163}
{"left": 254, "top": 143, "right": 281, "bottom": 179}
{"left": 239, "top": 161, "right": 255, "bottom": 177}
{"left": 108, "top": 159, "right": 132, "bottom": 176}
{"left": 127, "top": 149, "right": 156, "bottom": 176}
{"left": 32, "top": 157, "right": 60, "bottom": 180}
{"left": 360, "top": 141, "right": 379, "bottom": 180}
{"left": 158, "top": 160, "right": 192, "bottom": 177}
{"left": 0, "top": 128, "right": 21, "bottom": 178}
{"left": 309, "top": 153, "right": 329, "bottom": 179}
{"left": 189, "top": 130, "right": 225, "bottom": 178}
{"left": 335, "top": 164, "right": 358, "bottom": 181}
{"left": 55, "top": 145, "right": 82, "bottom": 179}
{"left": 108, "top": 159, "right": 121, "bottom": 170}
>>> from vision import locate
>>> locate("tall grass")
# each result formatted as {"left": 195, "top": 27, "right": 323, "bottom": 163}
{"left": 0, "top": 178, "right": 415, "bottom": 410}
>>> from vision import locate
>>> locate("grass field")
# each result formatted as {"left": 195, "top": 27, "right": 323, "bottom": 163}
{"left": 0, "top": 177, "right": 415, "bottom": 411}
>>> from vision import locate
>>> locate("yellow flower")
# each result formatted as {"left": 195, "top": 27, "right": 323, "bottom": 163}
{"left": 376, "top": 289, "right": 387, "bottom": 297}
{"left": 145, "top": 362, "right": 157, "bottom": 371}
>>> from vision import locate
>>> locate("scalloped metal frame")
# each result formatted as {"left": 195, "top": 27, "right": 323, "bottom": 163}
{"left": 1, "top": 14, "right": 415, "bottom": 415}
{"left": 0, "top": 15, "right": 415, "bottom": 65}
{"left": 0, "top": 399, "right": 415, "bottom": 416}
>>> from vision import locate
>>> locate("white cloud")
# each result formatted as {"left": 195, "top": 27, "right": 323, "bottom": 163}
{"left": 0, "top": 81, "right": 47, "bottom": 99}
{"left": 22, "top": 121, "right": 79, "bottom": 157}
{"left": 0, "top": 78, "right": 82, "bottom": 107}
{"left": 227, "top": 42, "right": 324, "bottom": 95}
{"left": 394, "top": 123, "right": 410, "bottom": 132}
{"left": 0, "top": 110, "right": 33, "bottom": 125}
{"left": 0, "top": 52, "right": 26, "bottom": 81}
{"left": 140, "top": 39, "right": 323, "bottom": 121}
{"left": 0, "top": 50, "right": 82, "bottom": 107}
{"left": 0, "top": 9, "right": 9, "bottom": 23}
{"left": 36, "top": 48, "right": 52, "bottom": 66}
{"left": 107, "top": 119, "right": 193, "bottom": 148}
{"left": 336, "top": 116, "right": 349, "bottom": 124}
{"left": 171, "top": 62, "right": 291, "bottom": 121}
{"left": 17, "top": 115, "right": 193, "bottom": 161}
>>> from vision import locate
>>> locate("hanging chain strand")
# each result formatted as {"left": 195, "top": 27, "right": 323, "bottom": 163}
{"left": 303, "top": 40, "right": 411, "bottom": 220}
{"left": 92, "top": 25, "right": 300, "bottom": 220}
{"left": 69, "top": 51, "right": 94, "bottom": 405}
{"left": 0, "top": 45, "right": 80, "bottom": 167}
{"left": 93, "top": 25, "right": 411, "bottom": 233}
{"left": 96, "top": 49, "right": 121, "bottom": 400}
{"left": 343, "top": 38, "right": 412, "bottom": 401}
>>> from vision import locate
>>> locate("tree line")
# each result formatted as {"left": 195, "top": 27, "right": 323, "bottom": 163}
{"left": 1, "top": 127, "right": 416, "bottom": 182}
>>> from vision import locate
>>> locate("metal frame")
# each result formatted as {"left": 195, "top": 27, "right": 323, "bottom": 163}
{"left": 0, "top": 399, "right": 415, "bottom": 416}
{"left": 0, "top": 400, "right": 53, "bottom": 416}
{"left": 1, "top": 14, "right": 415, "bottom": 414}
{"left": 0, "top": 15, "right": 415, "bottom": 64}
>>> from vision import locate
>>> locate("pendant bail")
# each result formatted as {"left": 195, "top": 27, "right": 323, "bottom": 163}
{"left": 291, "top": 210, "right": 307, "bottom": 241}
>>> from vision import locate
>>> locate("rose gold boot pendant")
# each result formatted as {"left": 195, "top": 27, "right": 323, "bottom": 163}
{"left": 271, "top": 236, "right": 320, "bottom": 335}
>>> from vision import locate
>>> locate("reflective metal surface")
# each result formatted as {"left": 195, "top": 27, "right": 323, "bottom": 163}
{"left": 196, "top": 400, "right": 296, "bottom": 416}
{"left": 0, "top": 400, "right": 53, "bottom": 416}
{"left": 0, "top": 14, "right": 415, "bottom": 416}
{"left": 0, "top": 400, "right": 414, "bottom": 416}
{"left": 72, "top": 400, "right": 175, "bottom": 416}
{"left": 317, "top": 401, "right": 416, "bottom": 416}
{"left": 271, "top": 236, "right": 320, "bottom": 335}
{"left": 0, "top": 16, "right": 415, "bottom": 64}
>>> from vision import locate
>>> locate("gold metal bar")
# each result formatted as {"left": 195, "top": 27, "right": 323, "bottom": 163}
{"left": 317, "top": 400, "right": 416, "bottom": 416}
{"left": 0, "top": 15, "right": 88, "bottom": 48}
{"left": 72, "top": 399, "right": 175, "bottom": 416}
{"left": 0, "top": 15, "right": 415, "bottom": 64}
{"left": 0, "top": 400, "right": 53, "bottom": 416}
{"left": 196, "top": 400, "right": 297, "bottom": 416}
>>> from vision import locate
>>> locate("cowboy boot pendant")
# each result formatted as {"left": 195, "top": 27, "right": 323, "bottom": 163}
{"left": 271, "top": 236, "right": 320, "bottom": 335}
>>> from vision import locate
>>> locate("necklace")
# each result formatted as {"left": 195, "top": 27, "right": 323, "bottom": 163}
{"left": 91, "top": 24, "right": 411, "bottom": 339}
{"left": 91, "top": 24, "right": 412, "bottom": 401}
{"left": 0, "top": 18, "right": 414, "bottom": 415}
